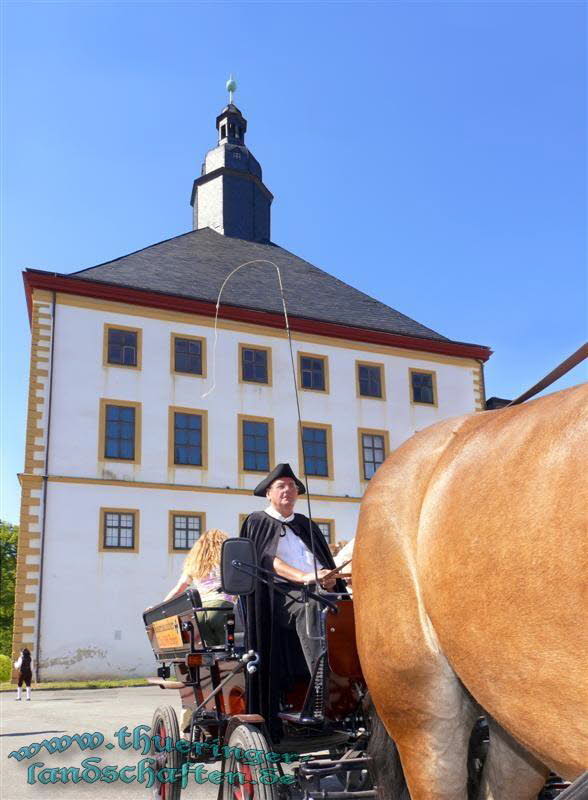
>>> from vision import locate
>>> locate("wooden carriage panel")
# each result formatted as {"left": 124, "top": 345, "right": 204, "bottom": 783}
{"left": 326, "top": 598, "right": 363, "bottom": 679}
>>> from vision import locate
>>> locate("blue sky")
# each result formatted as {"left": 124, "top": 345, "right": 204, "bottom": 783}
{"left": 1, "top": 2, "right": 586, "bottom": 524}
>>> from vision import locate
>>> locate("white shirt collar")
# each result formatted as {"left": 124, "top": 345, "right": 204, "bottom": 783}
{"left": 265, "top": 505, "right": 295, "bottom": 524}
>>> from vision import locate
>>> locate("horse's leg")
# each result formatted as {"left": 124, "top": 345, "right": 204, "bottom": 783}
{"left": 477, "top": 718, "right": 548, "bottom": 800}
{"left": 354, "top": 417, "right": 486, "bottom": 800}
{"left": 391, "top": 676, "right": 478, "bottom": 800}
{"left": 374, "top": 656, "right": 478, "bottom": 800}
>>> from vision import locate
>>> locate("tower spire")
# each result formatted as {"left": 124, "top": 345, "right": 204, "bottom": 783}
{"left": 190, "top": 84, "right": 273, "bottom": 243}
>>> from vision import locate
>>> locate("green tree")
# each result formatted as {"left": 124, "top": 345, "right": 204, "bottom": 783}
{"left": 0, "top": 521, "right": 18, "bottom": 657}
{"left": 0, "top": 654, "right": 11, "bottom": 682}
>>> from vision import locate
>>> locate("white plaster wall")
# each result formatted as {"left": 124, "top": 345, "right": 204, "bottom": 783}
{"left": 38, "top": 482, "right": 359, "bottom": 678}
{"left": 50, "top": 303, "right": 477, "bottom": 497}
{"left": 41, "top": 300, "right": 478, "bottom": 676}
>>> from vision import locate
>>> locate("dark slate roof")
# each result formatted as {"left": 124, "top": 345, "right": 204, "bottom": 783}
{"left": 486, "top": 397, "right": 511, "bottom": 410}
{"left": 72, "top": 227, "right": 450, "bottom": 342}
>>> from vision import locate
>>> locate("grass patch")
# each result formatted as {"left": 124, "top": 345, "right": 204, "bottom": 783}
{"left": 0, "top": 678, "right": 150, "bottom": 692}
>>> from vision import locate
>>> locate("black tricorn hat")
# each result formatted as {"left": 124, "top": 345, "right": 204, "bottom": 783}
{"left": 253, "top": 463, "right": 306, "bottom": 497}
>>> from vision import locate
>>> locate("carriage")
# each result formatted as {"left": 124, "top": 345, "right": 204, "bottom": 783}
{"left": 143, "top": 537, "right": 573, "bottom": 800}
{"left": 143, "top": 536, "right": 375, "bottom": 800}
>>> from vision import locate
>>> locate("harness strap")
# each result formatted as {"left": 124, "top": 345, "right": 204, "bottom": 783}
{"left": 507, "top": 342, "right": 588, "bottom": 407}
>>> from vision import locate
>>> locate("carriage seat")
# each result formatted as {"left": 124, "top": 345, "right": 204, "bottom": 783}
{"left": 194, "top": 597, "right": 245, "bottom": 650}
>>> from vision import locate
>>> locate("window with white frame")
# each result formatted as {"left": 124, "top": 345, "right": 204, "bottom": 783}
{"left": 103, "top": 511, "right": 135, "bottom": 549}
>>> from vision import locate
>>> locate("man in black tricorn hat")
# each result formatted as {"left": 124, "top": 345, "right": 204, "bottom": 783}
{"left": 239, "top": 463, "right": 344, "bottom": 734}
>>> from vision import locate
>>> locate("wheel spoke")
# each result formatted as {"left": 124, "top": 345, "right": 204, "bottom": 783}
{"left": 234, "top": 763, "right": 254, "bottom": 800}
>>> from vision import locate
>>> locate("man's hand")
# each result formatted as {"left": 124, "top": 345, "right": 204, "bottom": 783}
{"left": 274, "top": 557, "right": 336, "bottom": 589}
{"left": 318, "top": 569, "right": 337, "bottom": 590}
{"left": 303, "top": 568, "right": 337, "bottom": 591}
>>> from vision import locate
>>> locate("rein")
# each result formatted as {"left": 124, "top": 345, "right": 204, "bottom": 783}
{"left": 506, "top": 342, "right": 588, "bottom": 406}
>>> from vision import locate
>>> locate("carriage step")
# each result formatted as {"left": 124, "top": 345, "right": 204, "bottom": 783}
{"left": 275, "top": 731, "right": 351, "bottom": 754}
{"left": 299, "top": 756, "right": 372, "bottom": 780}
{"left": 279, "top": 712, "right": 324, "bottom": 726}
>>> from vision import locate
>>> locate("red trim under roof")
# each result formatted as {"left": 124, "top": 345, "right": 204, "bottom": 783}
{"left": 23, "top": 270, "right": 492, "bottom": 362}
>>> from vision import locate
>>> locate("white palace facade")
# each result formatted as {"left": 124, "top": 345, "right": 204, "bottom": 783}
{"left": 14, "top": 99, "right": 492, "bottom": 678}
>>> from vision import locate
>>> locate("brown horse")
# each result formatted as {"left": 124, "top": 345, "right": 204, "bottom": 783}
{"left": 354, "top": 384, "right": 587, "bottom": 799}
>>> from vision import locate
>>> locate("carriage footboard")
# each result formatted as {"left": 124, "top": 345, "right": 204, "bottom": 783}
{"left": 298, "top": 756, "right": 376, "bottom": 800}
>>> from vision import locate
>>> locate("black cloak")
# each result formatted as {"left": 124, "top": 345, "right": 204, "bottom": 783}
{"left": 239, "top": 510, "right": 344, "bottom": 740}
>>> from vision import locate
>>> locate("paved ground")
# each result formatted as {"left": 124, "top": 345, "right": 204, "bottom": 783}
{"left": 0, "top": 686, "right": 228, "bottom": 800}
{"left": 1, "top": 687, "right": 337, "bottom": 800}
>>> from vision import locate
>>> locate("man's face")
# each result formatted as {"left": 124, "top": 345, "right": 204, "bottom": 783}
{"left": 267, "top": 477, "right": 298, "bottom": 515}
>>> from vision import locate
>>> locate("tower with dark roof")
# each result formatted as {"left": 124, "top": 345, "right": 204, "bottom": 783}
{"left": 190, "top": 98, "right": 273, "bottom": 243}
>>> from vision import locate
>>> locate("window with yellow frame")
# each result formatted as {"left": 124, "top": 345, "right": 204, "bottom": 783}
{"left": 239, "top": 343, "right": 272, "bottom": 385}
{"left": 299, "top": 422, "right": 334, "bottom": 479}
{"left": 171, "top": 333, "right": 207, "bottom": 377}
{"left": 168, "top": 511, "right": 206, "bottom": 554}
{"left": 103, "top": 324, "right": 142, "bottom": 369}
{"left": 409, "top": 369, "right": 438, "bottom": 406}
{"left": 298, "top": 352, "right": 329, "bottom": 393}
{"left": 238, "top": 415, "right": 275, "bottom": 474}
{"left": 314, "top": 518, "right": 335, "bottom": 545}
{"left": 98, "top": 508, "right": 140, "bottom": 553}
{"left": 356, "top": 361, "right": 385, "bottom": 399}
{"left": 358, "top": 428, "right": 389, "bottom": 481}
{"left": 98, "top": 399, "right": 142, "bottom": 464}
{"left": 168, "top": 407, "right": 208, "bottom": 469}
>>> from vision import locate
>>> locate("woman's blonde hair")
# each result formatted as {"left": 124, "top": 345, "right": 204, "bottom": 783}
{"left": 183, "top": 529, "right": 229, "bottom": 581}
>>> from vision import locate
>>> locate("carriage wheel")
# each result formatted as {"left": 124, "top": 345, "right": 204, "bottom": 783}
{"left": 221, "top": 723, "right": 280, "bottom": 800}
{"left": 150, "top": 705, "right": 184, "bottom": 800}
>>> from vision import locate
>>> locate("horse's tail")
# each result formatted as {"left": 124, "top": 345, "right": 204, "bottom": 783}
{"left": 365, "top": 693, "right": 410, "bottom": 800}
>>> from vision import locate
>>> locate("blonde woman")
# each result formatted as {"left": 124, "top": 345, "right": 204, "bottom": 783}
{"left": 164, "top": 529, "right": 236, "bottom": 646}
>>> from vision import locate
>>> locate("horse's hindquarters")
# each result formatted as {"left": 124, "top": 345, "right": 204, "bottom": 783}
{"left": 417, "top": 385, "right": 588, "bottom": 779}
{"left": 354, "top": 385, "right": 588, "bottom": 790}
{"left": 354, "top": 416, "right": 481, "bottom": 799}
